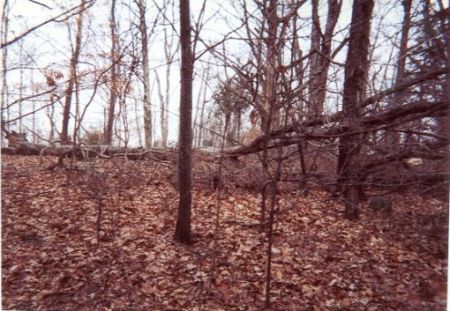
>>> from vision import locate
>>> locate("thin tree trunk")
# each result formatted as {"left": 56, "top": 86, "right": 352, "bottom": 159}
{"left": 193, "top": 69, "right": 206, "bottom": 148}
{"left": 134, "top": 98, "right": 143, "bottom": 146}
{"left": 47, "top": 97, "right": 56, "bottom": 142}
{"left": 72, "top": 56, "right": 82, "bottom": 144}
{"left": 337, "top": 0, "right": 374, "bottom": 220}
{"left": 105, "top": 0, "right": 118, "bottom": 145}
{"left": 18, "top": 44, "right": 23, "bottom": 133}
{"left": 395, "top": 0, "right": 412, "bottom": 88}
{"left": 31, "top": 72, "right": 36, "bottom": 143}
{"left": 162, "top": 59, "right": 169, "bottom": 148}
{"left": 155, "top": 70, "right": 168, "bottom": 148}
{"left": 162, "top": 28, "right": 178, "bottom": 147}
{"left": 236, "top": 110, "right": 241, "bottom": 142}
{"left": 193, "top": 90, "right": 200, "bottom": 147}
{"left": 210, "top": 111, "right": 229, "bottom": 274}
{"left": 308, "top": 0, "right": 342, "bottom": 117}
{"left": 259, "top": 0, "right": 279, "bottom": 230}
{"left": 60, "top": 0, "right": 85, "bottom": 144}
{"left": 197, "top": 67, "right": 209, "bottom": 147}
{"left": 174, "top": 0, "right": 193, "bottom": 244}
{"left": 387, "top": 0, "right": 412, "bottom": 148}
{"left": 308, "top": 0, "right": 321, "bottom": 116}
{"left": 229, "top": 113, "right": 238, "bottom": 145}
{"left": 260, "top": 1, "right": 281, "bottom": 307}
{"left": 1, "top": 0, "right": 9, "bottom": 133}
{"left": 264, "top": 145, "right": 282, "bottom": 309}
{"left": 137, "top": 0, "right": 153, "bottom": 149}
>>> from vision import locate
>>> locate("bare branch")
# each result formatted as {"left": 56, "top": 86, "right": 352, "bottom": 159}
{"left": 1, "top": 0, "right": 95, "bottom": 48}
{"left": 28, "top": 0, "right": 53, "bottom": 10}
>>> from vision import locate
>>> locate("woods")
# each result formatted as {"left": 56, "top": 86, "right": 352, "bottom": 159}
{"left": 1, "top": 0, "right": 449, "bottom": 309}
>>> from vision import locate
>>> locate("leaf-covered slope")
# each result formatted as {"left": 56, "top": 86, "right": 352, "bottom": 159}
{"left": 2, "top": 155, "right": 447, "bottom": 310}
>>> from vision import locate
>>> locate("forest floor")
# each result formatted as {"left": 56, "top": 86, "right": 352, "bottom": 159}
{"left": 2, "top": 154, "right": 448, "bottom": 310}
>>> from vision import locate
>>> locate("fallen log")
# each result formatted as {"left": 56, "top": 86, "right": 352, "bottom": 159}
{"left": 1, "top": 143, "right": 176, "bottom": 162}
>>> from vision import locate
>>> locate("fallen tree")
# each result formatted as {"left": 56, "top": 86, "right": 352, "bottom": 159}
{"left": 226, "top": 100, "right": 449, "bottom": 156}
{"left": 225, "top": 67, "right": 449, "bottom": 157}
{"left": 1, "top": 142, "right": 176, "bottom": 162}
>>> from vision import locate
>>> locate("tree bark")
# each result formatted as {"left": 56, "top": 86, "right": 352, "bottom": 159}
{"left": 104, "top": 0, "right": 118, "bottom": 145}
{"left": 337, "top": 0, "right": 374, "bottom": 220}
{"left": 174, "top": 0, "right": 193, "bottom": 244}
{"left": 308, "top": 0, "right": 342, "bottom": 117}
{"left": 137, "top": 0, "right": 153, "bottom": 149}
{"left": 60, "top": 0, "right": 85, "bottom": 144}
{"left": 308, "top": 0, "right": 321, "bottom": 117}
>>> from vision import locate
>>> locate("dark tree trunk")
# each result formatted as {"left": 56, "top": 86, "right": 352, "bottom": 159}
{"left": 174, "top": 0, "right": 193, "bottom": 244}
{"left": 60, "top": 0, "right": 85, "bottom": 144}
{"left": 337, "top": 0, "right": 374, "bottom": 220}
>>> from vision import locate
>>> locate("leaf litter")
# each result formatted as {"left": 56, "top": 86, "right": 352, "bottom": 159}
{"left": 2, "top": 155, "right": 447, "bottom": 310}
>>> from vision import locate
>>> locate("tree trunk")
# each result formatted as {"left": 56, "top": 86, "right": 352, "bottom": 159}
{"left": 308, "top": 0, "right": 342, "bottom": 117}
{"left": 308, "top": 0, "right": 321, "bottom": 116}
{"left": 174, "top": 0, "right": 193, "bottom": 244}
{"left": 386, "top": 0, "right": 412, "bottom": 148}
{"left": 197, "top": 68, "right": 209, "bottom": 147}
{"left": 162, "top": 28, "right": 177, "bottom": 147}
{"left": 137, "top": 0, "right": 153, "bottom": 149}
{"left": 193, "top": 68, "right": 207, "bottom": 148}
{"left": 261, "top": 1, "right": 279, "bottom": 307}
{"left": 1, "top": 0, "right": 9, "bottom": 134}
{"left": 162, "top": 60, "right": 169, "bottom": 148}
{"left": 430, "top": 0, "right": 450, "bottom": 140}
{"left": 104, "top": 0, "right": 118, "bottom": 145}
{"left": 337, "top": 0, "right": 374, "bottom": 220}
{"left": 47, "top": 98, "right": 56, "bottom": 142}
{"left": 154, "top": 69, "right": 165, "bottom": 146}
{"left": 31, "top": 73, "right": 36, "bottom": 143}
{"left": 60, "top": 0, "right": 85, "bottom": 144}
{"left": 72, "top": 60, "right": 82, "bottom": 144}
{"left": 18, "top": 44, "right": 23, "bottom": 133}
